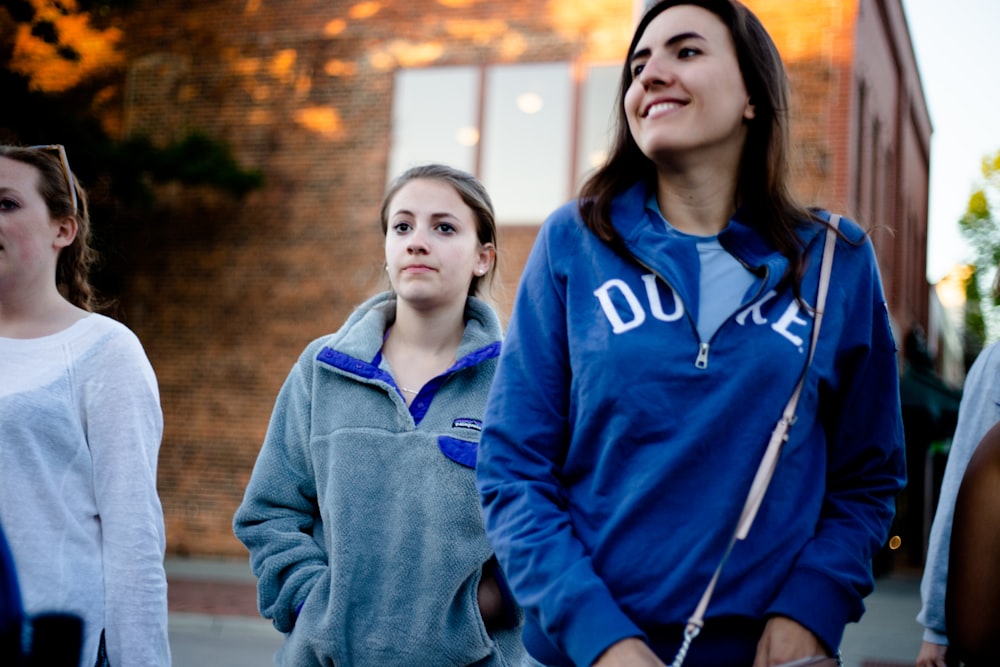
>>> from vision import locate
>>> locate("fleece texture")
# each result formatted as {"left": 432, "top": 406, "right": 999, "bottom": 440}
{"left": 235, "top": 293, "right": 523, "bottom": 666}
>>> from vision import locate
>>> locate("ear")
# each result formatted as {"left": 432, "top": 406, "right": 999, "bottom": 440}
{"left": 743, "top": 97, "right": 756, "bottom": 121}
{"left": 52, "top": 215, "right": 78, "bottom": 250}
{"left": 475, "top": 243, "right": 496, "bottom": 278}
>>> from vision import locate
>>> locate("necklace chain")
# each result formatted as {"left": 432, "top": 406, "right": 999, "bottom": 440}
{"left": 399, "top": 385, "right": 419, "bottom": 395}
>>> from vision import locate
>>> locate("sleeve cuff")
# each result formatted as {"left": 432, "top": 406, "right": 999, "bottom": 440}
{"left": 766, "top": 568, "right": 859, "bottom": 653}
{"left": 922, "top": 627, "right": 948, "bottom": 645}
{"left": 553, "top": 563, "right": 646, "bottom": 667}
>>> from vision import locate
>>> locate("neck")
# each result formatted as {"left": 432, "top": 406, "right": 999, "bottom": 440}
{"left": 388, "top": 298, "right": 466, "bottom": 355}
{"left": 382, "top": 298, "right": 466, "bottom": 405}
{"left": 654, "top": 164, "right": 739, "bottom": 236}
{"left": 0, "top": 287, "right": 86, "bottom": 338}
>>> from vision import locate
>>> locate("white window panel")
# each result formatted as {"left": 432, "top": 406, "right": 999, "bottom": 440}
{"left": 388, "top": 66, "right": 478, "bottom": 179}
{"left": 481, "top": 63, "right": 573, "bottom": 225}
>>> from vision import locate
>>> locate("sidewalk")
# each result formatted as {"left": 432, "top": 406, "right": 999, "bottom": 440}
{"left": 166, "top": 557, "right": 282, "bottom": 667}
{"left": 165, "top": 557, "right": 925, "bottom": 667}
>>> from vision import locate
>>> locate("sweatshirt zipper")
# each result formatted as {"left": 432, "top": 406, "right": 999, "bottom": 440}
{"left": 630, "top": 254, "right": 707, "bottom": 368}
{"left": 630, "top": 251, "right": 774, "bottom": 371}
{"left": 691, "top": 257, "right": 774, "bottom": 371}
{"left": 695, "top": 342, "right": 710, "bottom": 369}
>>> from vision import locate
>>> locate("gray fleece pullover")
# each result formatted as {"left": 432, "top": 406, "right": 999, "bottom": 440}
{"left": 234, "top": 293, "right": 523, "bottom": 666}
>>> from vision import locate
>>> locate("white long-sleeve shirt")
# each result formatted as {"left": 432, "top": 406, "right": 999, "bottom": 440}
{"left": 0, "top": 313, "right": 170, "bottom": 666}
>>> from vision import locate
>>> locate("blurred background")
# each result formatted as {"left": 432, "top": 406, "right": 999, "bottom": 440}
{"left": 2, "top": 0, "right": 998, "bottom": 578}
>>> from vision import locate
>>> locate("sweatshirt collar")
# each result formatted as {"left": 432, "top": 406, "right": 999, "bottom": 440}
{"left": 317, "top": 292, "right": 502, "bottom": 371}
{"left": 612, "top": 181, "right": 825, "bottom": 296}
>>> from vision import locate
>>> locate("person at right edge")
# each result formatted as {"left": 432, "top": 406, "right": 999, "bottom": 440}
{"left": 476, "top": 1, "right": 906, "bottom": 666}
{"left": 917, "top": 271, "right": 1000, "bottom": 667}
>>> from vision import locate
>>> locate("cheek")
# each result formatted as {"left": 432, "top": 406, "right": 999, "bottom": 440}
{"left": 7, "top": 226, "right": 44, "bottom": 261}
{"left": 623, "top": 87, "right": 645, "bottom": 136}
{"left": 623, "top": 86, "right": 640, "bottom": 119}
{"left": 383, "top": 240, "right": 402, "bottom": 285}
{"left": 448, "top": 245, "right": 480, "bottom": 276}
{"left": 384, "top": 236, "right": 401, "bottom": 262}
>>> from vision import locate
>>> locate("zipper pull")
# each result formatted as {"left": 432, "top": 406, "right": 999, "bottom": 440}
{"left": 695, "top": 342, "right": 710, "bottom": 369}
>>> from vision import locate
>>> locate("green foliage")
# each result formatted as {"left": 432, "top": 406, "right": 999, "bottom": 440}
{"left": 0, "top": 3, "right": 264, "bottom": 302}
{"left": 963, "top": 267, "right": 987, "bottom": 363}
{"left": 960, "top": 150, "right": 1000, "bottom": 259}
{"left": 958, "top": 148, "right": 1000, "bottom": 342}
{"left": 111, "top": 134, "right": 265, "bottom": 203}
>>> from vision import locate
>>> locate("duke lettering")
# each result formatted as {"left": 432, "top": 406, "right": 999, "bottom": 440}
{"left": 596, "top": 277, "right": 812, "bottom": 350}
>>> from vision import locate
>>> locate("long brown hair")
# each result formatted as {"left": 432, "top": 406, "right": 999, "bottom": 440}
{"left": 579, "top": 0, "right": 820, "bottom": 298}
{"left": 1, "top": 145, "right": 98, "bottom": 311}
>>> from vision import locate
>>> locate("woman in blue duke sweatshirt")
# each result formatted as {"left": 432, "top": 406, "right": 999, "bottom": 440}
{"left": 476, "top": 2, "right": 905, "bottom": 666}
{"left": 235, "top": 164, "right": 522, "bottom": 666}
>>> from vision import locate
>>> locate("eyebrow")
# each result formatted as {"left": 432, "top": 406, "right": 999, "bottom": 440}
{"left": 630, "top": 31, "right": 707, "bottom": 64}
{"left": 391, "top": 209, "right": 462, "bottom": 221}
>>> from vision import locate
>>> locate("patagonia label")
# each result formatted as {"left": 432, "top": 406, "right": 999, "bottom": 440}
{"left": 452, "top": 418, "right": 482, "bottom": 432}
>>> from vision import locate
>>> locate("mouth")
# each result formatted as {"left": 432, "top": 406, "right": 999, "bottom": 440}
{"left": 643, "top": 99, "right": 685, "bottom": 118}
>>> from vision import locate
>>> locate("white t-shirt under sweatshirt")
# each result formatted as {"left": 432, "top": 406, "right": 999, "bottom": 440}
{"left": 0, "top": 313, "right": 169, "bottom": 667}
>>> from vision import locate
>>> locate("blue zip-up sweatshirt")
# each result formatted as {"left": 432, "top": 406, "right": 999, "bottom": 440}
{"left": 477, "top": 182, "right": 906, "bottom": 667}
{"left": 234, "top": 293, "right": 523, "bottom": 666}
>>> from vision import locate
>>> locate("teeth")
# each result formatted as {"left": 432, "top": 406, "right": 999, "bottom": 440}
{"left": 646, "top": 101, "right": 681, "bottom": 117}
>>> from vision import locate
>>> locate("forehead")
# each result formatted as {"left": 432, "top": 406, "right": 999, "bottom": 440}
{"left": 634, "top": 4, "right": 731, "bottom": 51}
{"left": 389, "top": 178, "right": 471, "bottom": 215}
{"left": 0, "top": 155, "right": 43, "bottom": 192}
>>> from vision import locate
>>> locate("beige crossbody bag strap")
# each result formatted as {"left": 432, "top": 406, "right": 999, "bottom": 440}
{"left": 668, "top": 214, "right": 841, "bottom": 667}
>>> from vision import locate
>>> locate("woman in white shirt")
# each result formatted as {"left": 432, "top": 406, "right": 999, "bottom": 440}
{"left": 0, "top": 144, "right": 170, "bottom": 667}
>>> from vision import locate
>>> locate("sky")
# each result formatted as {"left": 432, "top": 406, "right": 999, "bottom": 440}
{"left": 900, "top": 0, "right": 1000, "bottom": 282}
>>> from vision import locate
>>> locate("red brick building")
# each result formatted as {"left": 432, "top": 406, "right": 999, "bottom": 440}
{"left": 111, "top": 0, "right": 929, "bottom": 558}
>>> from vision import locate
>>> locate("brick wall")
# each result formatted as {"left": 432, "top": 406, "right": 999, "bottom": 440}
{"left": 109, "top": 0, "right": 928, "bottom": 558}
{"left": 850, "top": 0, "right": 931, "bottom": 331}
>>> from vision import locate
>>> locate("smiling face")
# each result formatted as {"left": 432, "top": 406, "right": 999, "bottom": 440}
{"left": 0, "top": 156, "right": 76, "bottom": 298}
{"left": 624, "top": 4, "right": 755, "bottom": 169}
{"left": 384, "top": 177, "right": 494, "bottom": 312}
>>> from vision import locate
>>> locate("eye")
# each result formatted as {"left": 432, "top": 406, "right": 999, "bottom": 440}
{"left": 678, "top": 46, "right": 701, "bottom": 59}
{"left": 0, "top": 197, "right": 20, "bottom": 211}
{"left": 631, "top": 62, "right": 645, "bottom": 78}
{"left": 436, "top": 222, "right": 457, "bottom": 234}
{"left": 392, "top": 221, "right": 412, "bottom": 234}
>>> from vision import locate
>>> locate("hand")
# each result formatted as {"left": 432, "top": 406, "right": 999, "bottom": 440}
{"left": 477, "top": 568, "right": 505, "bottom": 628}
{"left": 753, "top": 616, "right": 829, "bottom": 667}
{"left": 591, "top": 638, "right": 666, "bottom": 667}
{"left": 916, "top": 640, "right": 948, "bottom": 667}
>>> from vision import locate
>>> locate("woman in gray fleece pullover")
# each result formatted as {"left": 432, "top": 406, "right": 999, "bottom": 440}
{"left": 234, "top": 164, "right": 523, "bottom": 666}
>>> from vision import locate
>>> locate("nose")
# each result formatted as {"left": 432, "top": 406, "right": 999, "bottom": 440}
{"left": 406, "top": 225, "right": 430, "bottom": 254}
{"left": 636, "top": 55, "right": 671, "bottom": 89}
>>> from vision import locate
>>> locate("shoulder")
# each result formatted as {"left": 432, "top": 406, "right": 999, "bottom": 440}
{"left": 75, "top": 314, "right": 153, "bottom": 368}
{"left": 807, "top": 211, "right": 883, "bottom": 286}
{"left": 964, "top": 340, "right": 1000, "bottom": 393}
{"left": 539, "top": 199, "right": 586, "bottom": 240}
{"left": 460, "top": 297, "right": 503, "bottom": 359}
{"left": 465, "top": 297, "right": 502, "bottom": 337}
{"left": 69, "top": 317, "right": 161, "bottom": 409}
{"left": 809, "top": 209, "right": 868, "bottom": 246}
{"left": 538, "top": 187, "right": 644, "bottom": 255}
{"left": 311, "top": 292, "right": 396, "bottom": 360}
{"left": 972, "top": 340, "right": 1000, "bottom": 373}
